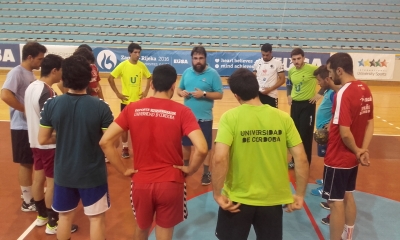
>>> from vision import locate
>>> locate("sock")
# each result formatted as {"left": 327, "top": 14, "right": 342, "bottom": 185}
{"left": 342, "top": 224, "right": 354, "bottom": 240}
{"left": 21, "top": 186, "right": 33, "bottom": 204}
{"left": 47, "top": 208, "right": 59, "bottom": 227}
{"left": 34, "top": 199, "right": 47, "bottom": 218}
{"left": 122, "top": 142, "right": 128, "bottom": 148}
{"left": 204, "top": 165, "right": 209, "bottom": 174}
{"left": 184, "top": 159, "right": 189, "bottom": 166}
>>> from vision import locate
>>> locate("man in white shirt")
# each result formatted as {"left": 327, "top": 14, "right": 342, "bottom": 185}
{"left": 253, "top": 43, "right": 285, "bottom": 108}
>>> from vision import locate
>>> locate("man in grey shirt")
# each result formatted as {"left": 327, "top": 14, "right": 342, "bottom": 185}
{"left": 1, "top": 42, "right": 47, "bottom": 211}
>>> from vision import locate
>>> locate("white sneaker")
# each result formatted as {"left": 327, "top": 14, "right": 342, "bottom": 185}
{"left": 36, "top": 216, "right": 48, "bottom": 227}
{"left": 45, "top": 224, "right": 57, "bottom": 235}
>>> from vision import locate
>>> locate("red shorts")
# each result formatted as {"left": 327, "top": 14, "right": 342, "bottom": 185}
{"left": 32, "top": 148, "right": 55, "bottom": 178}
{"left": 131, "top": 181, "right": 187, "bottom": 229}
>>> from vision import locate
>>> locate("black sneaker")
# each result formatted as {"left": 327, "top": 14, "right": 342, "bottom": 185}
{"left": 201, "top": 172, "right": 211, "bottom": 186}
{"left": 320, "top": 201, "right": 330, "bottom": 210}
{"left": 21, "top": 199, "right": 37, "bottom": 212}
{"left": 321, "top": 215, "right": 330, "bottom": 225}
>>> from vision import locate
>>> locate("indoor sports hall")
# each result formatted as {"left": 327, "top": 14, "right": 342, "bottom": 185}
{"left": 0, "top": 0, "right": 399, "bottom": 239}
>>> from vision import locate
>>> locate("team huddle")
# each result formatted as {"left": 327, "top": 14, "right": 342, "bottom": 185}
{"left": 1, "top": 42, "right": 373, "bottom": 240}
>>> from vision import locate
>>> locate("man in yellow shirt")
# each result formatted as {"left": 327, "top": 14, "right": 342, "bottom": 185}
{"left": 108, "top": 43, "right": 152, "bottom": 158}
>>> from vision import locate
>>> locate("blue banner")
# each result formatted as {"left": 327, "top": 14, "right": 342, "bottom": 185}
{"left": 0, "top": 44, "right": 21, "bottom": 68}
{"left": 93, "top": 47, "right": 330, "bottom": 76}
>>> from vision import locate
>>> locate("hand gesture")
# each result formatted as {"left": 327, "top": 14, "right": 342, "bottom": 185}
{"left": 140, "top": 90, "right": 148, "bottom": 99}
{"left": 116, "top": 92, "right": 129, "bottom": 101}
{"left": 309, "top": 93, "right": 322, "bottom": 104}
{"left": 180, "top": 90, "right": 191, "bottom": 98}
{"left": 124, "top": 168, "right": 138, "bottom": 177}
{"left": 214, "top": 194, "right": 241, "bottom": 213}
{"left": 358, "top": 151, "right": 370, "bottom": 167}
{"left": 285, "top": 195, "right": 304, "bottom": 213}
{"left": 173, "top": 165, "right": 195, "bottom": 176}
{"left": 287, "top": 96, "right": 293, "bottom": 106}
{"left": 191, "top": 88, "right": 204, "bottom": 99}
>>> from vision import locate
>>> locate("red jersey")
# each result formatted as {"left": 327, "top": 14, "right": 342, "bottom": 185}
{"left": 115, "top": 97, "right": 200, "bottom": 183}
{"left": 89, "top": 64, "right": 101, "bottom": 97}
{"left": 324, "top": 81, "right": 373, "bottom": 168}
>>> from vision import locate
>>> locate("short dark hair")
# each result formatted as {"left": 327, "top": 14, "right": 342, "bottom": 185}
{"left": 152, "top": 64, "right": 177, "bottom": 92}
{"left": 313, "top": 65, "right": 329, "bottom": 79}
{"left": 78, "top": 44, "right": 93, "bottom": 52}
{"left": 62, "top": 55, "right": 91, "bottom": 90}
{"left": 261, "top": 43, "right": 272, "bottom": 52}
{"left": 128, "top": 43, "right": 142, "bottom": 53}
{"left": 22, "top": 42, "right": 47, "bottom": 60}
{"left": 326, "top": 52, "right": 354, "bottom": 75}
{"left": 191, "top": 46, "right": 207, "bottom": 58}
{"left": 73, "top": 47, "right": 95, "bottom": 64}
{"left": 228, "top": 68, "right": 259, "bottom": 101}
{"left": 40, "top": 54, "right": 63, "bottom": 78}
{"left": 291, "top": 48, "right": 304, "bottom": 57}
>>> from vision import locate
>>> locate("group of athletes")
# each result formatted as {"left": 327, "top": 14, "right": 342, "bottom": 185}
{"left": 1, "top": 41, "right": 373, "bottom": 240}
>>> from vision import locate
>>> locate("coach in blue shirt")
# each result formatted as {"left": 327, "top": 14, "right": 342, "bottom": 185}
{"left": 177, "top": 46, "right": 223, "bottom": 186}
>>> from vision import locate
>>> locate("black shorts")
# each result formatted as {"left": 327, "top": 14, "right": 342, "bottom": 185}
{"left": 121, "top": 103, "right": 127, "bottom": 112}
{"left": 182, "top": 120, "right": 212, "bottom": 150}
{"left": 322, "top": 165, "right": 358, "bottom": 201}
{"left": 216, "top": 204, "right": 283, "bottom": 240}
{"left": 11, "top": 130, "right": 33, "bottom": 164}
{"left": 258, "top": 92, "right": 278, "bottom": 108}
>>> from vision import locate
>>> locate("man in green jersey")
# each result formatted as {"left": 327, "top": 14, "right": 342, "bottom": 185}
{"left": 287, "top": 48, "right": 324, "bottom": 168}
{"left": 211, "top": 68, "right": 309, "bottom": 240}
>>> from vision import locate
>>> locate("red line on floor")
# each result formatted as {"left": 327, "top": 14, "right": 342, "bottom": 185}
{"left": 289, "top": 173, "right": 325, "bottom": 240}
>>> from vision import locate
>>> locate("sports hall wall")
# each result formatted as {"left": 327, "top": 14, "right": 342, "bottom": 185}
{"left": 0, "top": 43, "right": 399, "bottom": 82}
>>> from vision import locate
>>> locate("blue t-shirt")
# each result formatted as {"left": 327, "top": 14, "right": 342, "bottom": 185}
{"left": 316, "top": 89, "right": 334, "bottom": 129}
{"left": 179, "top": 66, "right": 223, "bottom": 120}
{"left": 1, "top": 65, "right": 36, "bottom": 130}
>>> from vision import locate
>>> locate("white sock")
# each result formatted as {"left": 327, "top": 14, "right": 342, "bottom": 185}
{"left": 21, "top": 186, "right": 32, "bottom": 204}
{"left": 342, "top": 224, "right": 354, "bottom": 240}
{"left": 122, "top": 142, "right": 128, "bottom": 148}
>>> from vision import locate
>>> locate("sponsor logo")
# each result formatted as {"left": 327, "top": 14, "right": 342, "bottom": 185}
{"left": 173, "top": 59, "right": 188, "bottom": 64}
{"left": 358, "top": 59, "right": 388, "bottom": 67}
{"left": 0, "top": 49, "right": 16, "bottom": 62}
{"left": 141, "top": 56, "right": 156, "bottom": 61}
{"left": 96, "top": 50, "right": 117, "bottom": 70}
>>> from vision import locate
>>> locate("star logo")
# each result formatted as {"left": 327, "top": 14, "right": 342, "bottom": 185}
{"left": 358, "top": 59, "right": 364, "bottom": 66}
{"left": 381, "top": 59, "right": 387, "bottom": 67}
{"left": 375, "top": 59, "right": 381, "bottom": 67}
{"left": 364, "top": 60, "right": 370, "bottom": 67}
{"left": 370, "top": 59, "right": 376, "bottom": 67}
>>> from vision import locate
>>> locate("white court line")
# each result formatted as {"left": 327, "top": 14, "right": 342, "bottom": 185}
{"left": 389, "top": 123, "right": 393, "bottom": 125}
{"left": 17, "top": 220, "right": 36, "bottom": 240}
{"left": 382, "top": 119, "right": 387, "bottom": 122}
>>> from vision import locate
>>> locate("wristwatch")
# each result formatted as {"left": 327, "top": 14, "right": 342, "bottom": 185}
{"left": 203, "top": 91, "right": 207, "bottom": 97}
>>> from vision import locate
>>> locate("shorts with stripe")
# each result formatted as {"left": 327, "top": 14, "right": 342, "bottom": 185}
{"left": 322, "top": 165, "right": 358, "bottom": 201}
{"left": 32, "top": 148, "right": 55, "bottom": 178}
{"left": 130, "top": 181, "right": 187, "bottom": 229}
{"left": 11, "top": 130, "right": 33, "bottom": 164}
{"left": 52, "top": 183, "right": 110, "bottom": 216}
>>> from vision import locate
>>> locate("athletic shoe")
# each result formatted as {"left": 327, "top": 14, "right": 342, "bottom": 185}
{"left": 201, "top": 172, "right": 211, "bottom": 186}
{"left": 122, "top": 147, "right": 130, "bottom": 159}
{"left": 46, "top": 223, "right": 79, "bottom": 235}
{"left": 316, "top": 179, "right": 323, "bottom": 185}
{"left": 311, "top": 186, "right": 323, "bottom": 196}
{"left": 321, "top": 215, "right": 330, "bottom": 225}
{"left": 35, "top": 216, "right": 48, "bottom": 227}
{"left": 320, "top": 201, "right": 330, "bottom": 210}
{"left": 288, "top": 161, "right": 295, "bottom": 169}
{"left": 21, "top": 200, "right": 37, "bottom": 212}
